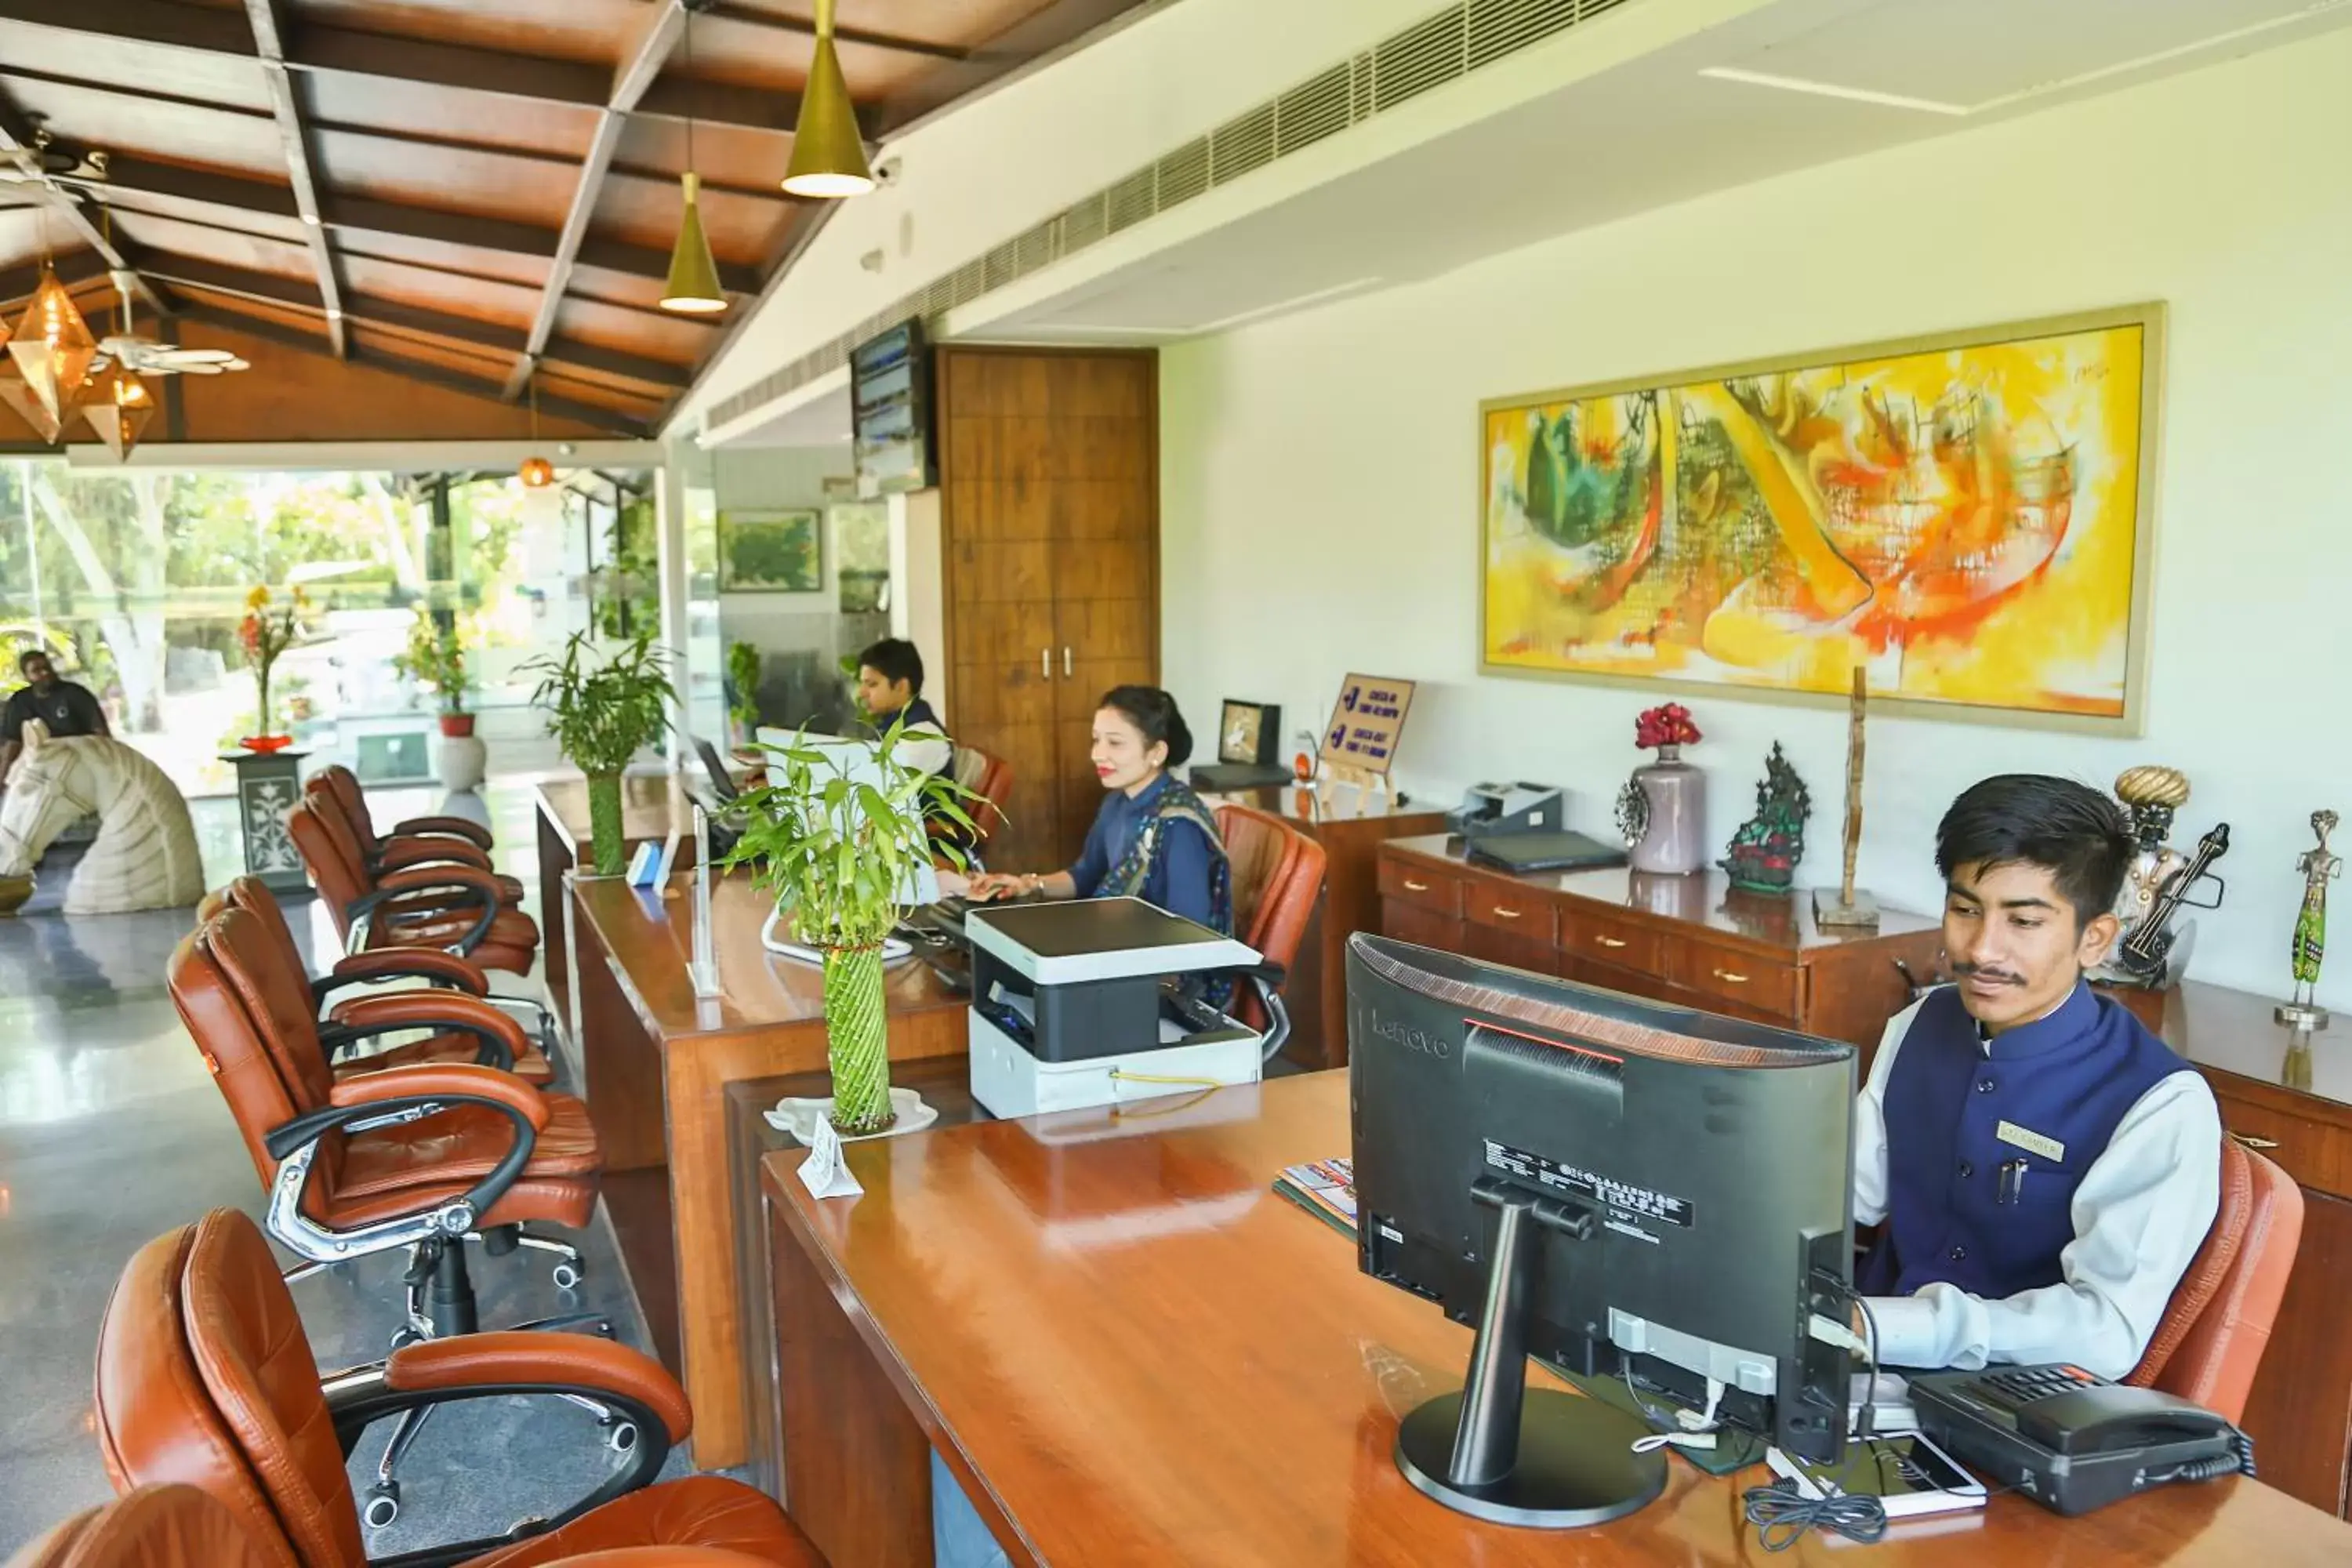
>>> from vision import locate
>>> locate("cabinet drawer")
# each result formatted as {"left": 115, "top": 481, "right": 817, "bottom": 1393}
{"left": 1378, "top": 858, "right": 1463, "bottom": 918}
{"left": 1467, "top": 882, "right": 1556, "bottom": 942}
{"left": 1466, "top": 922, "right": 1562, "bottom": 978}
{"left": 1382, "top": 899, "right": 1465, "bottom": 956}
{"left": 1556, "top": 906, "right": 1658, "bottom": 976}
{"left": 2209, "top": 1092, "right": 2352, "bottom": 1201}
{"left": 1668, "top": 939, "right": 1798, "bottom": 1018}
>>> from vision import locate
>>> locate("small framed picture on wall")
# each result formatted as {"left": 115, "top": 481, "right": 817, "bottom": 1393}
{"left": 718, "top": 508, "right": 822, "bottom": 593}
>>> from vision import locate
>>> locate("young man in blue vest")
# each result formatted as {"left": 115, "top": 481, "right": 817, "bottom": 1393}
{"left": 1855, "top": 774, "right": 2221, "bottom": 1378}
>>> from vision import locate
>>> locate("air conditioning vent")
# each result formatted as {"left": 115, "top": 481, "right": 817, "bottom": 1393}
{"left": 1372, "top": 11, "right": 1466, "bottom": 112}
{"left": 705, "top": 0, "right": 1642, "bottom": 436}
{"left": 1156, "top": 136, "right": 1210, "bottom": 209}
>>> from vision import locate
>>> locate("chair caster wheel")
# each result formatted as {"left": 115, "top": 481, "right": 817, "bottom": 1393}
{"left": 389, "top": 1325, "right": 427, "bottom": 1351}
{"left": 601, "top": 1419, "right": 639, "bottom": 1456}
{"left": 363, "top": 1485, "right": 401, "bottom": 1530}
{"left": 552, "top": 1261, "right": 583, "bottom": 1290}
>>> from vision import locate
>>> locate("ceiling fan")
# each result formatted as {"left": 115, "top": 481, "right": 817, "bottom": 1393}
{"left": 93, "top": 270, "right": 249, "bottom": 376}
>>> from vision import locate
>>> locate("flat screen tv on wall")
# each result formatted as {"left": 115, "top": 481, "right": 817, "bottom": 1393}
{"left": 851, "top": 320, "right": 937, "bottom": 496}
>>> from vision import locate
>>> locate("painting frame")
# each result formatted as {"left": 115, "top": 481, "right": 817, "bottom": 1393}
{"left": 717, "top": 507, "right": 823, "bottom": 593}
{"left": 1476, "top": 303, "right": 2166, "bottom": 736}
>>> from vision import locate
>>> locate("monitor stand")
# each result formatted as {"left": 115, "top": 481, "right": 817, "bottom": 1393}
{"left": 1394, "top": 1185, "right": 1667, "bottom": 1528}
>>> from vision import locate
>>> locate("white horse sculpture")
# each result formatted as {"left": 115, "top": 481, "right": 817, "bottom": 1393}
{"left": 0, "top": 720, "right": 204, "bottom": 913}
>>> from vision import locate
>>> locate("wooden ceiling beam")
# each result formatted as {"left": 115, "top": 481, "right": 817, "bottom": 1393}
{"left": 504, "top": 0, "right": 691, "bottom": 404}
{"left": 167, "top": 295, "right": 652, "bottom": 437}
{"left": 243, "top": 0, "right": 345, "bottom": 357}
{"left": 136, "top": 249, "right": 694, "bottom": 391}
{"left": 0, "top": 246, "right": 113, "bottom": 308}
{"left": 706, "top": 3, "right": 969, "bottom": 62}
{"left": 83, "top": 155, "right": 758, "bottom": 292}
{"left": 0, "top": 0, "right": 817, "bottom": 135}
{"left": 873, "top": 0, "right": 1145, "bottom": 136}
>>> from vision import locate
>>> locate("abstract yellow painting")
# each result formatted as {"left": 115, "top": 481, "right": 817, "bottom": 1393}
{"left": 1479, "top": 306, "right": 2162, "bottom": 731}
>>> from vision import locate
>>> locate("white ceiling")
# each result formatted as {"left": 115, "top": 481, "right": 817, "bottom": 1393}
{"left": 979, "top": 0, "right": 2352, "bottom": 338}
{"left": 721, "top": 0, "right": 2351, "bottom": 443}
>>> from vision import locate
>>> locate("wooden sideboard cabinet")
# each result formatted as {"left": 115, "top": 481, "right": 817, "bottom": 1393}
{"left": 2148, "top": 982, "right": 2352, "bottom": 1519}
{"left": 1376, "top": 834, "right": 1942, "bottom": 1050}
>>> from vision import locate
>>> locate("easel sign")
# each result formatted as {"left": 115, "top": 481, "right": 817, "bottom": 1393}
{"left": 1317, "top": 675, "right": 1416, "bottom": 800}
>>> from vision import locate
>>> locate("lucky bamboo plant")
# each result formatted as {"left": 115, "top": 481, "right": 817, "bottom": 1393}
{"left": 724, "top": 717, "right": 983, "bottom": 1134}
{"left": 524, "top": 629, "right": 676, "bottom": 874}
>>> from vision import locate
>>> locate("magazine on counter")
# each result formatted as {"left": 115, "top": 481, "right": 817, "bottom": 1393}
{"left": 1272, "top": 1157, "right": 1356, "bottom": 1238}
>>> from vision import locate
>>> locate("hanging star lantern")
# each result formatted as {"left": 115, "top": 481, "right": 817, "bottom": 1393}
{"left": 8, "top": 263, "right": 100, "bottom": 422}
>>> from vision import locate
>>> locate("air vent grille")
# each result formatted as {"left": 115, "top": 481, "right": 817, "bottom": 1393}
{"left": 706, "top": 0, "right": 1642, "bottom": 435}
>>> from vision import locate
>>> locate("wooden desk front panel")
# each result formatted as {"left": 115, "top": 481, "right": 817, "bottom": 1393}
{"left": 760, "top": 1073, "right": 2352, "bottom": 1567}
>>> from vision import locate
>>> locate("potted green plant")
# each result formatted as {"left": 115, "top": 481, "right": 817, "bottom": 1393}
{"left": 724, "top": 720, "right": 983, "bottom": 1134}
{"left": 524, "top": 629, "right": 676, "bottom": 875}
{"left": 726, "top": 639, "right": 764, "bottom": 750}
{"left": 394, "top": 607, "right": 486, "bottom": 790}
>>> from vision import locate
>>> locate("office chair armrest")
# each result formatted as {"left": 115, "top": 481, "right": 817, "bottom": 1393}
{"left": 374, "top": 837, "right": 495, "bottom": 874}
{"left": 324, "top": 1062, "right": 547, "bottom": 1127}
{"left": 390, "top": 814, "right": 495, "bottom": 850}
{"left": 318, "top": 948, "right": 491, "bottom": 1000}
{"left": 385, "top": 1333, "right": 692, "bottom": 1444}
{"left": 349, "top": 867, "right": 501, "bottom": 954}
{"left": 318, "top": 1004, "right": 519, "bottom": 1073}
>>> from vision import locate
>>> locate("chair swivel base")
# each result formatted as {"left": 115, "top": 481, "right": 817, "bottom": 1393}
{"left": 1395, "top": 1389, "right": 1666, "bottom": 1529}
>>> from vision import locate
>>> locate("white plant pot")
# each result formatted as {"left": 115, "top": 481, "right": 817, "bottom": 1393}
{"left": 436, "top": 732, "right": 488, "bottom": 793}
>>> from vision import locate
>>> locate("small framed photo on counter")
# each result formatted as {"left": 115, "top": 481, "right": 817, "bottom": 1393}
{"left": 1219, "top": 700, "right": 1281, "bottom": 766}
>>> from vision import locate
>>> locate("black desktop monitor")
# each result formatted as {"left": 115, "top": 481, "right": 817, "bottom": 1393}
{"left": 1347, "top": 933, "right": 1856, "bottom": 1528}
{"left": 693, "top": 736, "right": 739, "bottom": 803}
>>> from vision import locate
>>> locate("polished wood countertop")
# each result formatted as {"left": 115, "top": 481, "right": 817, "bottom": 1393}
{"left": 1385, "top": 833, "right": 1940, "bottom": 957}
{"left": 569, "top": 870, "right": 964, "bottom": 1044}
{"left": 768, "top": 1071, "right": 2350, "bottom": 1566}
{"left": 2148, "top": 978, "right": 2352, "bottom": 1116}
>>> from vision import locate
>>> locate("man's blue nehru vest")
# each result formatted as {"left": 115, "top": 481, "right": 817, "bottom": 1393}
{"left": 1857, "top": 983, "right": 2190, "bottom": 1301}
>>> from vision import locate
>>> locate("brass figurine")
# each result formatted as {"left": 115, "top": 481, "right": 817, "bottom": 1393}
{"left": 2279, "top": 808, "right": 2339, "bottom": 1033}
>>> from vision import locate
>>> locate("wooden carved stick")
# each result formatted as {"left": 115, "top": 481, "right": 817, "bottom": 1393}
{"left": 1840, "top": 666, "right": 1865, "bottom": 905}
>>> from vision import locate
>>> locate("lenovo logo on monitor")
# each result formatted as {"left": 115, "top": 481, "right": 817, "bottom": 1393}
{"left": 1365, "top": 1007, "right": 1452, "bottom": 1060}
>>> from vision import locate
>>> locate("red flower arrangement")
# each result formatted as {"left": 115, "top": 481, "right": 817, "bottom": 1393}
{"left": 1634, "top": 702, "right": 1701, "bottom": 751}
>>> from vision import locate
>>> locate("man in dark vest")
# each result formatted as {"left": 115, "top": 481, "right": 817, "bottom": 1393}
{"left": 1855, "top": 775, "right": 2220, "bottom": 1378}
{"left": 2, "top": 648, "right": 110, "bottom": 788}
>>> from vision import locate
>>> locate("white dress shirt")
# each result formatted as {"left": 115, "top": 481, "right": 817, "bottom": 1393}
{"left": 1853, "top": 987, "right": 2222, "bottom": 1379}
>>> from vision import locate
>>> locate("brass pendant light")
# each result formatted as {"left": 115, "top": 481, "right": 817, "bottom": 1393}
{"left": 9, "top": 262, "right": 99, "bottom": 422}
{"left": 520, "top": 379, "right": 555, "bottom": 488}
{"left": 85, "top": 365, "right": 155, "bottom": 461}
{"left": 0, "top": 368, "right": 64, "bottom": 445}
{"left": 781, "top": 0, "right": 874, "bottom": 198}
{"left": 661, "top": 9, "right": 728, "bottom": 314}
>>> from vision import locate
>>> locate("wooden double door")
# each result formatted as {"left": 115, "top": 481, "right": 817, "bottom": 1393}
{"left": 938, "top": 347, "right": 1158, "bottom": 873}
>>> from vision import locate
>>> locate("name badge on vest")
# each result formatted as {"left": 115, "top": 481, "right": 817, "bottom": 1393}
{"left": 1996, "top": 1120, "right": 2066, "bottom": 1163}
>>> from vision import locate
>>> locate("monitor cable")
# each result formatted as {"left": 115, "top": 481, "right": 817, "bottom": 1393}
{"left": 1739, "top": 1275, "right": 1890, "bottom": 1552}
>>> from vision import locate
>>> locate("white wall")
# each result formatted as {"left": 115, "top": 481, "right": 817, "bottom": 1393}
{"left": 1162, "top": 29, "right": 2352, "bottom": 1011}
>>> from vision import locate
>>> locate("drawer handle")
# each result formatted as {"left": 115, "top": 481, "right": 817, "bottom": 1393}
{"left": 2229, "top": 1132, "right": 2281, "bottom": 1151}
{"left": 1712, "top": 967, "right": 1750, "bottom": 985}
{"left": 1595, "top": 935, "right": 1628, "bottom": 949}
{"left": 1493, "top": 906, "right": 1523, "bottom": 920}
{"left": 1403, "top": 879, "right": 1432, "bottom": 893}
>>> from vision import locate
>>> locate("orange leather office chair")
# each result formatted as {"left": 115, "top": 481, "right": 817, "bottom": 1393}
{"left": 5, "top": 1485, "right": 772, "bottom": 1568}
{"left": 290, "top": 795, "right": 541, "bottom": 974}
{"left": 314, "top": 761, "right": 502, "bottom": 859}
{"left": 93, "top": 1210, "right": 819, "bottom": 1566}
{"left": 953, "top": 744, "right": 1015, "bottom": 851}
{"left": 1215, "top": 803, "right": 1327, "bottom": 1062}
{"left": 196, "top": 877, "right": 554, "bottom": 1085}
{"left": 2124, "top": 1137, "right": 2304, "bottom": 1424}
{"left": 169, "top": 906, "right": 608, "bottom": 1521}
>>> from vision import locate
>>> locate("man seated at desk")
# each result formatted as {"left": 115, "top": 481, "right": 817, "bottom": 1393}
{"left": 1857, "top": 774, "right": 2221, "bottom": 1379}
{"left": 855, "top": 637, "right": 953, "bottom": 777}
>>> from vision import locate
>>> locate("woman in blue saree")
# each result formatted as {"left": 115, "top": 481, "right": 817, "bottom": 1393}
{"left": 965, "top": 686, "right": 1231, "bottom": 936}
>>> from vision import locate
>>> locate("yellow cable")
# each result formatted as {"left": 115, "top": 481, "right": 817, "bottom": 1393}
{"left": 1109, "top": 1070, "right": 1225, "bottom": 1090}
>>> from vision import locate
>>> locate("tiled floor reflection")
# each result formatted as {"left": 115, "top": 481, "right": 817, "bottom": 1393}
{"left": 0, "top": 782, "right": 683, "bottom": 1557}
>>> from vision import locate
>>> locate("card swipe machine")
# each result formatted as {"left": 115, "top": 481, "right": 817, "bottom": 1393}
{"left": 967, "top": 898, "right": 1264, "bottom": 1120}
{"left": 1450, "top": 782, "right": 1563, "bottom": 838}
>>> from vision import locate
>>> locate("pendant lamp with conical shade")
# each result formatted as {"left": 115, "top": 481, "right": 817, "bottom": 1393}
{"left": 661, "top": 12, "right": 728, "bottom": 314}
{"left": 85, "top": 364, "right": 156, "bottom": 461}
{"left": 9, "top": 263, "right": 99, "bottom": 422}
{"left": 782, "top": 0, "right": 874, "bottom": 198}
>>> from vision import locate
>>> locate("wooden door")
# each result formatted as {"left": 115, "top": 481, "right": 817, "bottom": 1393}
{"left": 940, "top": 347, "right": 1157, "bottom": 873}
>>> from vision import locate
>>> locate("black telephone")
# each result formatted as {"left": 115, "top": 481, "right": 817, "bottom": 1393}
{"left": 1909, "top": 1363, "right": 2251, "bottom": 1516}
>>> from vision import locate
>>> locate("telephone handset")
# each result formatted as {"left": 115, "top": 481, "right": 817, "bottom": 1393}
{"left": 1909, "top": 1363, "right": 2251, "bottom": 1516}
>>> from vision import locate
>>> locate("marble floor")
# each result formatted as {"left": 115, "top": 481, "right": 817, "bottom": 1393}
{"left": 0, "top": 782, "right": 684, "bottom": 1559}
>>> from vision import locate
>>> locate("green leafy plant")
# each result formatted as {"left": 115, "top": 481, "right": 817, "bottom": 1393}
{"left": 724, "top": 719, "right": 982, "bottom": 1132}
{"left": 392, "top": 605, "right": 470, "bottom": 714}
{"left": 524, "top": 630, "right": 677, "bottom": 873}
{"left": 727, "top": 639, "right": 764, "bottom": 735}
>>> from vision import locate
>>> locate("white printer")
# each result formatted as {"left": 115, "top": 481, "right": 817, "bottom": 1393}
{"left": 965, "top": 898, "right": 1264, "bottom": 1120}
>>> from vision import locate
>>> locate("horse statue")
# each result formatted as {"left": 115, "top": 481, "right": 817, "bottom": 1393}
{"left": 0, "top": 720, "right": 204, "bottom": 913}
